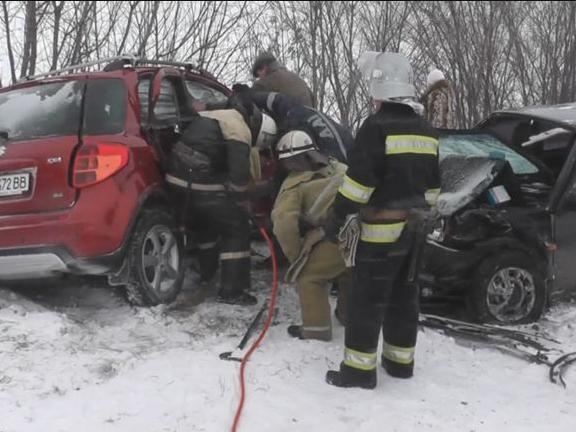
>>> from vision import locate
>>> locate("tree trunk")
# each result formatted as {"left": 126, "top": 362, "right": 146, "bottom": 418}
{"left": 51, "top": 1, "right": 64, "bottom": 70}
{"left": 1, "top": 0, "right": 17, "bottom": 83}
{"left": 20, "top": 1, "right": 37, "bottom": 78}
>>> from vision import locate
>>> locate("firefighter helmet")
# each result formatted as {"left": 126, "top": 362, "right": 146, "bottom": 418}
{"left": 357, "top": 51, "right": 415, "bottom": 101}
{"left": 255, "top": 113, "right": 278, "bottom": 149}
{"left": 276, "top": 130, "right": 316, "bottom": 159}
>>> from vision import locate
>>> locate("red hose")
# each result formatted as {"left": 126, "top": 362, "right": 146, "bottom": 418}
{"left": 231, "top": 227, "right": 279, "bottom": 432}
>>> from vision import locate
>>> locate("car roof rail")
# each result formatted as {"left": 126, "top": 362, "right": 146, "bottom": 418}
{"left": 135, "top": 59, "right": 216, "bottom": 79}
{"left": 21, "top": 55, "right": 140, "bottom": 81}
{"left": 20, "top": 55, "right": 216, "bottom": 82}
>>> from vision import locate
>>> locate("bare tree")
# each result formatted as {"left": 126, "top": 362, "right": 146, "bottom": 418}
{"left": 1, "top": 0, "right": 19, "bottom": 83}
{"left": 2, "top": 0, "right": 576, "bottom": 125}
{"left": 20, "top": 0, "right": 39, "bottom": 77}
{"left": 410, "top": 1, "right": 518, "bottom": 127}
{"left": 506, "top": 1, "right": 576, "bottom": 106}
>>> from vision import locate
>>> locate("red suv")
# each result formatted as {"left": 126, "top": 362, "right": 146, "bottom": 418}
{"left": 0, "top": 57, "right": 233, "bottom": 306}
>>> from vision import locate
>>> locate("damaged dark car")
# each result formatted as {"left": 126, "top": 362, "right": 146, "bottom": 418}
{"left": 421, "top": 103, "right": 576, "bottom": 324}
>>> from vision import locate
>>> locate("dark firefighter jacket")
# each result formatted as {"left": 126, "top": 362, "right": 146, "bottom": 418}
{"left": 333, "top": 102, "right": 440, "bottom": 220}
{"left": 165, "top": 109, "right": 252, "bottom": 195}
{"left": 252, "top": 91, "right": 354, "bottom": 163}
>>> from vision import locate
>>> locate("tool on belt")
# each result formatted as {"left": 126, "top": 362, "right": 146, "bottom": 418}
{"left": 406, "top": 209, "right": 438, "bottom": 284}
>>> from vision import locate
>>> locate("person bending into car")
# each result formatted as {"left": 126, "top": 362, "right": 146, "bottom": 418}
{"left": 238, "top": 88, "right": 353, "bottom": 164}
{"left": 165, "top": 95, "right": 278, "bottom": 306}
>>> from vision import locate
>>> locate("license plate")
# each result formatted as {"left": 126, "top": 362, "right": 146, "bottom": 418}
{"left": 0, "top": 173, "right": 31, "bottom": 197}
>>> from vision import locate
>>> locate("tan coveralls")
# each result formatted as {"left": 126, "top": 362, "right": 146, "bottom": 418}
{"left": 272, "top": 161, "right": 349, "bottom": 341}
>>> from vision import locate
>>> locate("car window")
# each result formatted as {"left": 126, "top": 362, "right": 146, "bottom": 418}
{"left": 0, "top": 79, "right": 126, "bottom": 141}
{"left": 185, "top": 80, "right": 227, "bottom": 105}
{"left": 138, "top": 78, "right": 150, "bottom": 124}
{"left": 440, "top": 133, "right": 539, "bottom": 175}
{"left": 83, "top": 79, "right": 126, "bottom": 135}
{"left": 0, "top": 81, "right": 82, "bottom": 141}
{"left": 154, "top": 79, "right": 179, "bottom": 123}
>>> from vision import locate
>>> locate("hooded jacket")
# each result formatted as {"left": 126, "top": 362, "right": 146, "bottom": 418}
{"left": 421, "top": 79, "right": 456, "bottom": 129}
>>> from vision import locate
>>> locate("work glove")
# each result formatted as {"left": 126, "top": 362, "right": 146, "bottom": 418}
{"left": 337, "top": 214, "right": 361, "bottom": 268}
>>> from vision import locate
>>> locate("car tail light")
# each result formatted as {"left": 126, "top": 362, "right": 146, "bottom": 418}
{"left": 73, "top": 143, "right": 129, "bottom": 188}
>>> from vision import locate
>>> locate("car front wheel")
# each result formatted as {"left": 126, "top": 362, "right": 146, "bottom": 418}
{"left": 125, "top": 209, "right": 185, "bottom": 306}
{"left": 468, "top": 251, "right": 547, "bottom": 324}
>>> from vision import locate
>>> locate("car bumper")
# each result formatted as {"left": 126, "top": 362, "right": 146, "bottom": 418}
{"left": 0, "top": 246, "right": 124, "bottom": 280}
{"left": 0, "top": 253, "right": 67, "bottom": 279}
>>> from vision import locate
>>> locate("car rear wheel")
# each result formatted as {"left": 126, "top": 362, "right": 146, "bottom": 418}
{"left": 468, "top": 251, "right": 546, "bottom": 324}
{"left": 125, "top": 209, "right": 185, "bottom": 306}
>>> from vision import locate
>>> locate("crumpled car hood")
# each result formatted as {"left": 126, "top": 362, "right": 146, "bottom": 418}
{"left": 437, "top": 156, "right": 507, "bottom": 216}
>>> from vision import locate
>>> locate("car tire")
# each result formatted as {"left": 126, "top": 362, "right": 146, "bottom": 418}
{"left": 124, "top": 208, "right": 185, "bottom": 306}
{"left": 467, "top": 251, "right": 546, "bottom": 324}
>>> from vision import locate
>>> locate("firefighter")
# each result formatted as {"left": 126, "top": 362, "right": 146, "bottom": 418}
{"left": 166, "top": 98, "right": 278, "bottom": 306}
{"left": 324, "top": 52, "right": 440, "bottom": 389}
{"left": 247, "top": 90, "right": 353, "bottom": 164}
{"left": 271, "top": 130, "right": 349, "bottom": 341}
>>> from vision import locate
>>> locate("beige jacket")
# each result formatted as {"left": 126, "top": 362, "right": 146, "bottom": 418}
{"left": 272, "top": 161, "right": 347, "bottom": 262}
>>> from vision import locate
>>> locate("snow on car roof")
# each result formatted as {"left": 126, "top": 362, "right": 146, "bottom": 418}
{"left": 497, "top": 103, "right": 576, "bottom": 126}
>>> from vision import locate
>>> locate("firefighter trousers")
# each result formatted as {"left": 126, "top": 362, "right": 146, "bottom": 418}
{"left": 297, "top": 240, "right": 349, "bottom": 341}
{"left": 189, "top": 192, "right": 252, "bottom": 297}
{"left": 342, "top": 221, "right": 418, "bottom": 382}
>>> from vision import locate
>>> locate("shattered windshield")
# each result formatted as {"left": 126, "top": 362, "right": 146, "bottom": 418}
{"left": 440, "top": 133, "right": 539, "bottom": 175}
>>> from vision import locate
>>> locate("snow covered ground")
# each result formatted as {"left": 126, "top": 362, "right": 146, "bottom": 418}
{"left": 1, "top": 268, "right": 575, "bottom": 432}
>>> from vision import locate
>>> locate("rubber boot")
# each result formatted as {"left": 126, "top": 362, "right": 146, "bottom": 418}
{"left": 198, "top": 246, "right": 219, "bottom": 283}
{"left": 287, "top": 325, "right": 303, "bottom": 339}
{"left": 217, "top": 257, "right": 257, "bottom": 306}
{"left": 382, "top": 356, "right": 414, "bottom": 379}
{"left": 326, "top": 363, "right": 377, "bottom": 390}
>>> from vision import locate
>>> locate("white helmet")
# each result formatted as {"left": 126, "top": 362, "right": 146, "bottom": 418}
{"left": 357, "top": 51, "right": 415, "bottom": 101}
{"left": 255, "top": 113, "right": 278, "bottom": 149}
{"left": 276, "top": 130, "right": 316, "bottom": 159}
